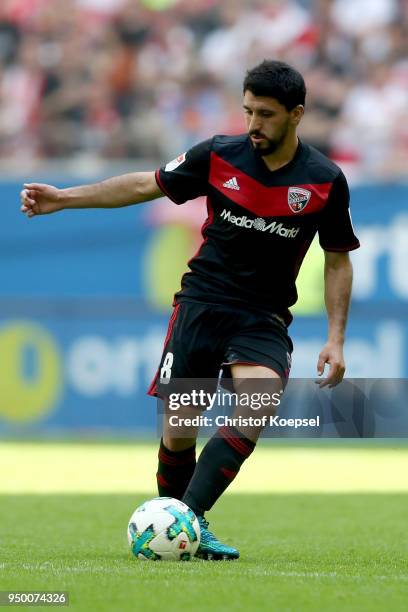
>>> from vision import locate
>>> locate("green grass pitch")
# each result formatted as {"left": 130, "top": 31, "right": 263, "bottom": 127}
{"left": 1, "top": 444, "right": 407, "bottom": 611}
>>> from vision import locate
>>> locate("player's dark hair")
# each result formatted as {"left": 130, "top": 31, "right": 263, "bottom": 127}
{"left": 243, "top": 60, "right": 306, "bottom": 111}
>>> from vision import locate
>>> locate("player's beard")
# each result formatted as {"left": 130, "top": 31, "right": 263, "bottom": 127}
{"left": 250, "top": 122, "right": 289, "bottom": 157}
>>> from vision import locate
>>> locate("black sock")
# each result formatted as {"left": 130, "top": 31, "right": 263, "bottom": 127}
{"left": 182, "top": 425, "right": 255, "bottom": 516}
{"left": 156, "top": 438, "right": 196, "bottom": 501}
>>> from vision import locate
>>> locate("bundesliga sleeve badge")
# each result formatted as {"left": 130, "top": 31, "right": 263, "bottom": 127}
{"left": 288, "top": 186, "right": 311, "bottom": 213}
{"left": 165, "top": 152, "right": 187, "bottom": 172}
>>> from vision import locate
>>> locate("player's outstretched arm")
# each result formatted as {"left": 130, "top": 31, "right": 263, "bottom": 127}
{"left": 317, "top": 251, "right": 353, "bottom": 388}
{"left": 20, "top": 171, "right": 163, "bottom": 218}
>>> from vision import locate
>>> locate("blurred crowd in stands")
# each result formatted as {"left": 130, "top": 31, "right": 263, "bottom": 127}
{"left": 0, "top": 0, "right": 406, "bottom": 180}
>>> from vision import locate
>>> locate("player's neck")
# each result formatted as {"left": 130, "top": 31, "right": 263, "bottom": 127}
{"left": 261, "top": 134, "right": 299, "bottom": 172}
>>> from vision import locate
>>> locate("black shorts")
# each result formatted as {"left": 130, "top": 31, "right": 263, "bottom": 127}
{"left": 148, "top": 300, "right": 293, "bottom": 398}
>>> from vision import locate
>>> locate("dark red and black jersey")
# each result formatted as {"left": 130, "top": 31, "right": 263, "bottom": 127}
{"left": 155, "top": 134, "right": 360, "bottom": 325}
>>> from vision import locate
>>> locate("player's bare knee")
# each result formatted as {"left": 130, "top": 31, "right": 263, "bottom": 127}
{"left": 162, "top": 434, "right": 196, "bottom": 452}
{"left": 232, "top": 367, "right": 283, "bottom": 409}
{"left": 162, "top": 399, "right": 200, "bottom": 450}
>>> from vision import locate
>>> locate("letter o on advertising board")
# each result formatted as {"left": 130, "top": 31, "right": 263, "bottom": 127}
{"left": 0, "top": 321, "right": 62, "bottom": 423}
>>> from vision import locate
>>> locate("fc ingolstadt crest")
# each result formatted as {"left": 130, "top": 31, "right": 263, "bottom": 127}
{"left": 288, "top": 187, "right": 311, "bottom": 213}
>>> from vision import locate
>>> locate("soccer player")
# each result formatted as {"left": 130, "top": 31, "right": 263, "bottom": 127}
{"left": 21, "top": 60, "right": 359, "bottom": 560}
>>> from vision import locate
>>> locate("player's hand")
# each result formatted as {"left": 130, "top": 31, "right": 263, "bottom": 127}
{"left": 20, "top": 183, "right": 63, "bottom": 218}
{"left": 316, "top": 342, "right": 345, "bottom": 388}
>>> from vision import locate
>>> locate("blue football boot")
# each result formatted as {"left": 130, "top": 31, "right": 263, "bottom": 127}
{"left": 195, "top": 516, "right": 239, "bottom": 560}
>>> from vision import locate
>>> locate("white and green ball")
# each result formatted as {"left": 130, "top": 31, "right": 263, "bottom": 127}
{"left": 127, "top": 497, "right": 201, "bottom": 561}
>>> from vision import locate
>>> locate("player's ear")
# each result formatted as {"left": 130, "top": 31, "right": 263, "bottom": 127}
{"left": 290, "top": 105, "right": 304, "bottom": 125}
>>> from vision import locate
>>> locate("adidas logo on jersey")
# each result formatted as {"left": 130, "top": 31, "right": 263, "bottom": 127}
{"left": 220, "top": 208, "right": 299, "bottom": 238}
{"left": 223, "top": 177, "right": 240, "bottom": 190}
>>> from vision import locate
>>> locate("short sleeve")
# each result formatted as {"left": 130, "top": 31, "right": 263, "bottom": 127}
{"left": 155, "top": 138, "right": 212, "bottom": 204}
{"left": 318, "top": 171, "right": 360, "bottom": 252}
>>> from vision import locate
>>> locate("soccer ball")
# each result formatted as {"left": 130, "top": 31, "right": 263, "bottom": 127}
{"left": 127, "top": 497, "right": 201, "bottom": 561}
